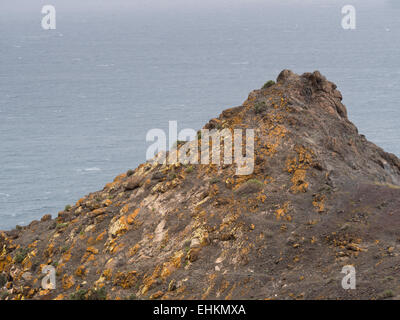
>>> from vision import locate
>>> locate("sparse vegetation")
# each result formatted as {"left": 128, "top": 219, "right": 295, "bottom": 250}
{"left": 379, "top": 290, "right": 394, "bottom": 299}
{"left": 262, "top": 80, "right": 275, "bottom": 89}
{"left": 14, "top": 247, "right": 29, "bottom": 264}
{"left": 60, "top": 245, "right": 70, "bottom": 253}
{"left": 87, "top": 287, "right": 107, "bottom": 300}
{"left": 64, "top": 205, "right": 71, "bottom": 211}
{"left": 128, "top": 293, "right": 137, "bottom": 300}
{"left": 56, "top": 222, "right": 69, "bottom": 229}
{"left": 168, "top": 173, "right": 177, "bottom": 180}
{"left": 247, "top": 178, "right": 264, "bottom": 186}
{"left": 185, "top": 165, "right": 194, "bottom": 173}
{"left": 0, "top": 291, "right": 9, "bottom": 300}
{"left": 254, "top": 101, "right": 267, "bottom": 114}
{"left": 0, "top": 274, "right": 7, "bottom": 287}
{"left": 210, "top": 177, "right": 220, "bottom": 184}
{"left": 70, "top": 289, "right": 88, "bottom": 300}
{"left": 126, "top": 169, "right": 134, "bottom": 177}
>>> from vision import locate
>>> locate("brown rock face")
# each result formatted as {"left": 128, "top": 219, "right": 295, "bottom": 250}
{"left": 2, "top": 70, "right": 400, "bottom": 300}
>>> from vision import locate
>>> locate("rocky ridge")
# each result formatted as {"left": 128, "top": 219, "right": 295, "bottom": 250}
{"left": 2, "top": 70, "right": 400, "bottom": 300}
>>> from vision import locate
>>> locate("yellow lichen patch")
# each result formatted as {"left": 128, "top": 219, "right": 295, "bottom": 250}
{"left": 120, "top": 204, "right": 130, "bottom": 215}
{"left": 290, "top": 169, "right": 309, "bottom": 193}
{"left": 109, "top": 216, "right": 129, "bottom": 237}
{"left": 102, "top": 199, "right": 112, "bottom": 207}
{"left": 311, "top": 236, "right": 317, "bottom": 244}
{"left": 275, "top": 202, "right": 290, "bottom": 221}
{"left": 217, "top": 279, "right": 230, "bottom": 297}
{"left": 192, "top": 228, "right": 210, "bottom": 247}
{"left": 95, "top": 268, "right": 113, "bottom": 287}
{"left": 56, "top": 263, "right": 65, "bottom": 275}
{"left": 75, "top": 265, "right": 87, "bottom": 278}
{"left": 128, "top": 244, "right": 140, "bottom": 257}
{"left": 225, "top": 283, "right": 237, "bottom": 300}
{"left": 105, "top": 174, "right": 124, "bottom": 190}
{"left": 102, "top": 269, "right": 113, "bottom": 281}
{"left": 62, "top": 274, "right": 75, "bottom": 290}
{"left": 256, "top": 193, "right": 267, "bottom": 203}
{"left": 286, "top": 146, "right": 314, "bottom": 193}
{"left": 312, "top": 194, "right": 326, "bottom": 212}
{"left": 201, "top": 273, "right": 217, "bottom": 299}
{"left": 62, "top": 250, "right": 72, "bottom": 263}
{"left": 38, "top": 289, "right": 51, "bottom": 297}
{"left": 150, "top": 291, "right": 164, "bottom": 300}
{"left": 28, "top": 241, "right": 38, "bottom": 249}
{"left": 44, "top": 242, "right": 55, "bottom": 258}
{"left": 76, "top": 197, "right": 86, "bottom": 206}
{"left": 22, "top": 256, "right": 32, "bottom": 271}
{"left": 160, "top": 250, "right": 184, "bottom": 280}
{"left": 141, "top": 265, "right": 162, "bottom": 295}
{"left": 114, "top": 173, "right": 127, "bottom": 182}
{"left": 86, "top": 247, "right": 99, "bottom": 255}
{"left": 113, "top": 271, "right": 138, "bottom": 289}
{"left": 0, "top": 254, "right": 12, "bottom": 273}
{"left": 96, "top": 231, "right": 107, "bottom": 242}
{"left": 90, "top": 208, "right": 106, "bottom": 217}
{"left": 127, "top": 208, "right": 140, "bottom": 225}
{"left": 111, "top": 242, "right": 125, "bottom": 254}
{"left": 86, "top": 254, "right": 96, "bottom": 263}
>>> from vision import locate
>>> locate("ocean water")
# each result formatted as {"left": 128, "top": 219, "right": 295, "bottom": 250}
{"left": 1, "top": 0, "right": 400, "bottom": 229}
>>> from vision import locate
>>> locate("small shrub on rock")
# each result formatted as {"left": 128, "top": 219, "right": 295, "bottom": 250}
{"left": 262, "top": 80, "right": 275, "bottom": 89}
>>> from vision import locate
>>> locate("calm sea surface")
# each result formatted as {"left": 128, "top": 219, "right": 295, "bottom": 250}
{"left": 1, "top": 0, "right": 400, "bottom": 229}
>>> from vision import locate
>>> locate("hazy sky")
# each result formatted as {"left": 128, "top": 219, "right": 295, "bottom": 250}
{"left": 1, "top": 0, "right": 391, "bottom": 13}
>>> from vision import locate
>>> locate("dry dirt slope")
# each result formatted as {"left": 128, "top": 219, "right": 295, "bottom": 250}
{"left": 2, "top": 70, "right": 400, "bottom": 300}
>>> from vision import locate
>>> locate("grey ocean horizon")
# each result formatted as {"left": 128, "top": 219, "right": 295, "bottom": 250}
{"left": 1, "top": 0, "right": 400, "bottom": 229}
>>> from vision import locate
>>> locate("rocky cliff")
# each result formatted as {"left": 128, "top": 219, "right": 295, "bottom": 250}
{"left": 2, "top": 70, "right": 400, "bottom": 300}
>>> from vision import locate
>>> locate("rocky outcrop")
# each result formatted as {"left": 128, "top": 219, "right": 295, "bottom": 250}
{"left": 2, "top": 70, "right": 400, "bottom": 300}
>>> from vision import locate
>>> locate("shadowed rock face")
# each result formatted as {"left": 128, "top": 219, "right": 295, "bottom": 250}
{"left": 2, "top": 70, "right": 400, "bottom": 300}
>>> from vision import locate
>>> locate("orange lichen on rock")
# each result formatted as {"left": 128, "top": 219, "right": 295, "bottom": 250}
{"left": 312, "top": 194, "right": 326, "bottom": 212}
{"left": 290, "top": 169, "right": 309, "bottom": 193}
{"left": 113, "top": 271, "right": 138, "bottom": 289}
{"left": 160, "top": 250, "right": 184, "bottom": 280}
{"left": 62, "top": 274, "right": 75, "bottom": 290}
{"left": 87, "top": 246, "right": 99, "bottom": 255}
{"left": 286, "top": 146, "right": 314, "bottom": 193}
{"left": 109, "top": 216, "right": 129, "bottom": 237}
{"left": 150, "top": 291, "right": 164, "bottom": 300}
{"left": 0, "top": 254, "right": 12, "bottom": 273}
{"left": 275, "top": 202, "right": 290, "bottom": 220}
{"left": 127, "top": 208, "right": 140, "bottom": 225}
{"left": 75, "top": 265, "right": 87, "bottom": 278}
{"left": 96, "top": 231, "right": 107, "bottom": 242}
{"left": 128, "top": 243, "right": 141, "bottom": 257}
